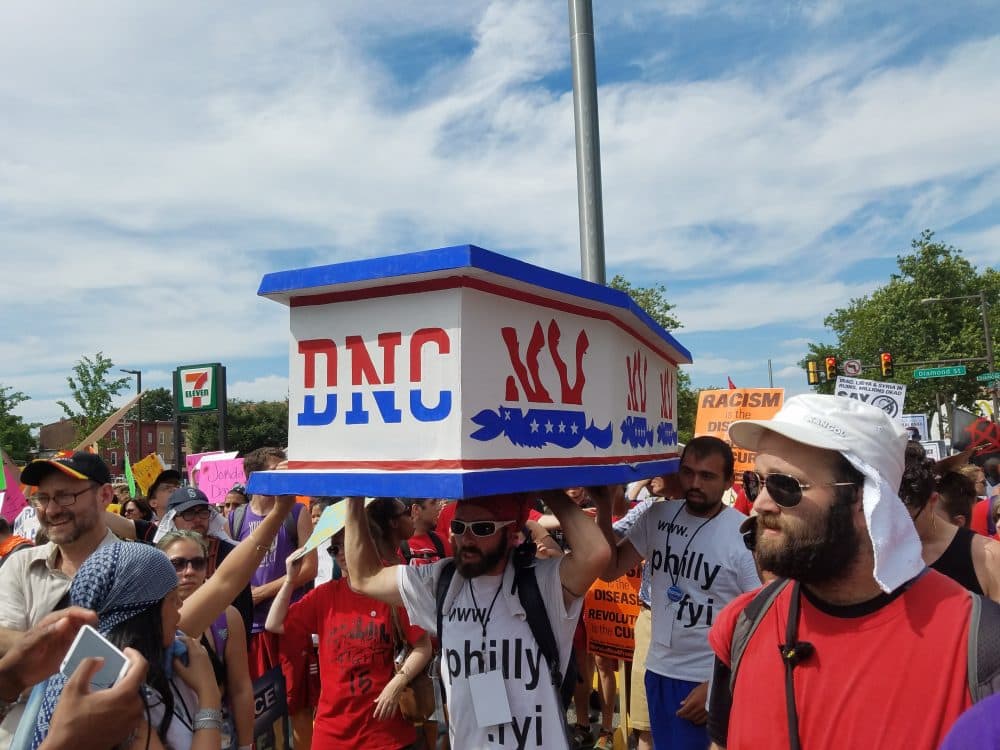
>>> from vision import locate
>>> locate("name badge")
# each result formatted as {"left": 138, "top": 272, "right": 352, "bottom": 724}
{"left": 468, "top": 668, "right": 513, "bottom": 728}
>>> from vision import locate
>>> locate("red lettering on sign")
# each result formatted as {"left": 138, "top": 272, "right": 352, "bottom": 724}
{"left": 299, "top": 339, "right": 337, "bottom": 388}
{"left": 626, "top": 350, "right": 647, "bottom": 412}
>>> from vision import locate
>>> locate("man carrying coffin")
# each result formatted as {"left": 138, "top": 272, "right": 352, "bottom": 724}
{"left": 345, "top": 490, "right": 611, "bottom": 750}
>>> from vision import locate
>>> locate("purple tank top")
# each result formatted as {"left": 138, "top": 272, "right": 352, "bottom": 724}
{"left": 235, "top": 503, "right": 305, "bottom": 633}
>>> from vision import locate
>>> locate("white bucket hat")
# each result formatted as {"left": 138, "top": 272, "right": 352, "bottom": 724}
{"left": 729, "top": 394, "right": 923, "bottom": 593}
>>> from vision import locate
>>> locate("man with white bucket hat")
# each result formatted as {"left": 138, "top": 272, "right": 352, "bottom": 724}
{"left": 706, "top": 394, "right": 1000, "bottom": 750}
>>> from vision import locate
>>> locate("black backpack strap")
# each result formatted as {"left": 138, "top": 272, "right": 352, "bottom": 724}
{"left": 729, "top": 577, "right": 790, "bottom": 695}
{"left": 435, "top": 560, "right": 457, "bottom": 640}
{"left": 514, "top": 564, "right": 576, "bottom": 706}
{"left": 428, "top": 530, "right": 446, "bottom": 560}
{"left": 229, "top": 503, "right": 247, "bottom": 539}
{"left": 400, "top": 539, "right": 413, "bottom": 563}
{"left": 968, "top": 591, "right": 1000, "bottom": 702}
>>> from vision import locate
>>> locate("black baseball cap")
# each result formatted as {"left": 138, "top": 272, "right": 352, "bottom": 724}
{"left": 148, "top": 469, "right": 182, "bottom": 498}
{"left": 167, "top": 486, "right": 211, "bottom": 515}
{"left": 21, "top": 451, "right": 112, "bottom": 487}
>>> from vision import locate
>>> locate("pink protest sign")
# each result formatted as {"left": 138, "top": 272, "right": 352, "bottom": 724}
{"left": 186, "top": 450, "right": 223, "bottom": 483}
{"left": 196, "top": 458, "right": 246, "bottom": 505}
{"left": 1, "top": 463, "right": 27, "bottom": 523}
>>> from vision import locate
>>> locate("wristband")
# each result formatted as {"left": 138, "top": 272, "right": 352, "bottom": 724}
{"left": 193, "top": 708, "right": 224, "bottom": 730}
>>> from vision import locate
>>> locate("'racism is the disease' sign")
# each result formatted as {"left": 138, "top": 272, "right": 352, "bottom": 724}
{"left": 247, "top": 245, "right": 692, "bottom": 499}
{"left": 695, "top": 388, "right": 784, "bottom": 476}
{"left": 584, "top": 566, "right": 642, "bottom": 660}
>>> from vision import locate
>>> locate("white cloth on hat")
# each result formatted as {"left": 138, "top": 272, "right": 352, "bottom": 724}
{"left": 728, "top": 394, "right": 924, "bottom": 593}
{"left": 153, "top": 507, "right": 235, "bottom": 544}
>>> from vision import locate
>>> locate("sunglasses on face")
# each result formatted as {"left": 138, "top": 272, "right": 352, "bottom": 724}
{"left": 450, "top": 519, "right": 515, "bottom": 537}
{"left": 742, "top": 470, "right": 857, "bottom": 508}
{"left": 178, "top": 506, "right": 212, "bottom": 521}
{"left": 170, "top": 556, "right": 207, "bottom": 573}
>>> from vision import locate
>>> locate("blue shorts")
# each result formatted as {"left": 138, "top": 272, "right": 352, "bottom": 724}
{"left": 644, "top": 671, "right": 709, "bottom": 750}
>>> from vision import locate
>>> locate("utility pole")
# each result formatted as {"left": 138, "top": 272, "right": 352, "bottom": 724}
{"left": 568, "top": 0, "right": 606, "bottom": 284}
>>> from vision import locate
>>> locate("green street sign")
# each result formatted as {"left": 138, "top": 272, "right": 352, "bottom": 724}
{"left": 913, "top": 365, "right": 967, "bottom": 380}
{"left": 977, "top": 371, "right": 1000, "bottom": 382}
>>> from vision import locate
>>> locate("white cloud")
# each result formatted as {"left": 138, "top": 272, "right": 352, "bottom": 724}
{"left": 229, "top": 375, "right": 290, "bottom": 402}
{"left": 0, "top": 2, "right": 997, "bottom": 424}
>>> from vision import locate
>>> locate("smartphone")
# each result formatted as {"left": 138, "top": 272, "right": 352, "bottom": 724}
{"left": 59, "top": 624, "right": 130, "bottom": 689}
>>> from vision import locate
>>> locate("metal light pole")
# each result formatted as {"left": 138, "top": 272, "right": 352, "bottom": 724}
{"left": 568, "top": 0, "right": 606, "bottom": 284}
{"left": 921, "top": 293, "right": 999, "bottom": 421}
{"left": 121, "top": 369, "right": 141, "bottom": 462}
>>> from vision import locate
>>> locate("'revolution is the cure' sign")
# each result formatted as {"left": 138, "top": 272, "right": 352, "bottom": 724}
{"left": 247, "top": 245, "right": 692, "bottom": 499}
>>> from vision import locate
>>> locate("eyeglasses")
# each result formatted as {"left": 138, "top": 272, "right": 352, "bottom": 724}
{"left": 33, "top": 483, "right": 98, "bottom": 509}
{"left": 450, "top": 519, "right": 515, "bottom": 537}
{"left": 742, "top": 471, "right": 858, "bottom": 508}
{"left": 178, "top": 507, "right": 212, "bottom": 521}
{"left": 169, "top": 556, "right": 207, "bottom": 573}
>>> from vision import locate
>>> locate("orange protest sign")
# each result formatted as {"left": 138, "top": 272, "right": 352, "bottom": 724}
{"left": 583, "top": 565, "right": 642, "bottom": 660}
{"left": 694, "top": 388, "right": 784, "bottom": 475}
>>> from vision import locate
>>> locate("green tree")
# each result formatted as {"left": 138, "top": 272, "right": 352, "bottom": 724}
{"left": 0, "top": 385, "right": 37, "bottom": 461}
{"left": 187, "top": 400, "right": 289, "bottom": 454}
{"left": 801, "top": 231, "right": 1000, "bottom": 425}
{"left": 57, "top": 353, "right": 132, "bottom": 444}
{"left": 128, "top": 387, "right": 175, "bottom": 422}
{"left": 608, "top": 274, "right": 696, "bottom": 442}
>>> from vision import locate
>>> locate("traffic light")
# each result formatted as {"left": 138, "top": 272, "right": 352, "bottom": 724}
{"left": 807, "top": 360, "right": 820, "bottom": 386}
{"left": 824, "top": 356, "right": 838, "bottom": 381}
{"left": 880, "top": 351, "right": 894, "bottom": 378}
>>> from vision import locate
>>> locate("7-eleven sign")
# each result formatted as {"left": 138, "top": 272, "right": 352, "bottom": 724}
{"left": 174, "top": 364, "right": 221, "bottom": 413}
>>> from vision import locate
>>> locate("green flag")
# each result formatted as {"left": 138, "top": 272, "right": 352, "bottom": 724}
{"left": 0, "top": 459, "right": 6, "bottom": 493}
{"left": 124, "top": 452, "right": 136, "bottom": 499}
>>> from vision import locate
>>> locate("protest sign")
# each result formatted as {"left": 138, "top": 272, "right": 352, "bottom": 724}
{"left": 131, "top": 453, "right": 166, "bottom": 496}
{"left": 185, "top": 450, "right": 224, "bottom": 485}
{"left": 583, "top": 565, "right": 642, "bottom": 660}
{"left": 901, "top": 413, "right": 929, "bottom": 441}
{"left": 834, "top": 376, "right": 906, "bottom": 421}
{"left": 289, "top": 498, "right": 374, "bottom": 562}
{"left": 252, "top": 667, "right": 291, "bottom": 750}
{"left": 247, "top": 245, "right": 692, "bottom": 499}
{"left": 0, "top": 452, "right": 26, "bottom": 523}
{"left": 197, "top": 457, "right": 246, "bottom": 505}
{"left": 694, "top": 388, "right": 784, "bottom": 476}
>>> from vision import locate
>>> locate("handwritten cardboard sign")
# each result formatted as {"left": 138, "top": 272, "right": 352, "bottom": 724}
{"left": 197, "top": 458, "right": 246, "bottom": 505}
{"left": 131, "top": 453, "right": 166, "bottom": 496}
{"left": 247, "top": 245, "right": 692, "bottom": 499}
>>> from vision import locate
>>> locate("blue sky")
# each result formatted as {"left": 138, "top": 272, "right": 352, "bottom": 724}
{"left": 2, "top": 0, "right": 999, "bottom": 428}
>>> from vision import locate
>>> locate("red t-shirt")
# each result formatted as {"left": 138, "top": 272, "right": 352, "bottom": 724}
{"left": 708, "top": 571, "right": 972, "bottom": 750}
{"left": 406, "top": 532, "right": 445, "bottom": 566}
{"left": 435, "top": 502, "right": 456, "bottom": 556}
{"left": 731, "top": 484, "right": 752, "bottom": 515}
{"left": 970, "top": 498, "right": 998, "bottom": 537}
{"left": 280, "top": 579, "right": 424, "bottom": 749}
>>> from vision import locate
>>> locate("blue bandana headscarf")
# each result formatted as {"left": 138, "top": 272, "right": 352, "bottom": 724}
{"left": 30, "top": 542, "right": 178, "bottom": 749}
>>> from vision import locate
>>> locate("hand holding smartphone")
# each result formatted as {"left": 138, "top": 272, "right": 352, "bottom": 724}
{"left": 59, "top": 624, "right": 130, "bottom": 689}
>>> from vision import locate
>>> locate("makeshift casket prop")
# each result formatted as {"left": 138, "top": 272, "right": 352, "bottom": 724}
{"left": 247, "top": 245, "right": 692, "bottom": 499}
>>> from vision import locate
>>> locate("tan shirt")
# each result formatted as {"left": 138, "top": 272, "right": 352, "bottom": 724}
{"left": 0, "top": 529, "right": 118, "bottom": 749}
{"left": 0, "top": 529, "right": 119, "bottom": 631}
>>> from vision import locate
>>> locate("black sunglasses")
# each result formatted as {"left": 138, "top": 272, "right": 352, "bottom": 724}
{"left": 169, "top": 556, "right": 207, "bottom": 573}
{"left": 450, "top": 519, "right": 515, "bottom": 537}
{"left": 742, "top": 470, "right": 857, "bottom": 508}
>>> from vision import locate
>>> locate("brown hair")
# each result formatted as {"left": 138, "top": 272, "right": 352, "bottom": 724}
{"left": 243, "top": 447, "right": 287, "bottom": 476}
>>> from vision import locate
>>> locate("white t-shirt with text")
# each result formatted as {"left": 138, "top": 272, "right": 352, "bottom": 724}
{"left": 626, "top": 500, "right": 759, "bottom": 682}
{"left": 397, "top": 556, "right": 581, "bottom": 750}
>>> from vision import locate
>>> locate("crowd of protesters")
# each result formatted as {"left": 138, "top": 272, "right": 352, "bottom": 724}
{"left": 2, "top": 396, "right": 1000, "bottom": 750}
